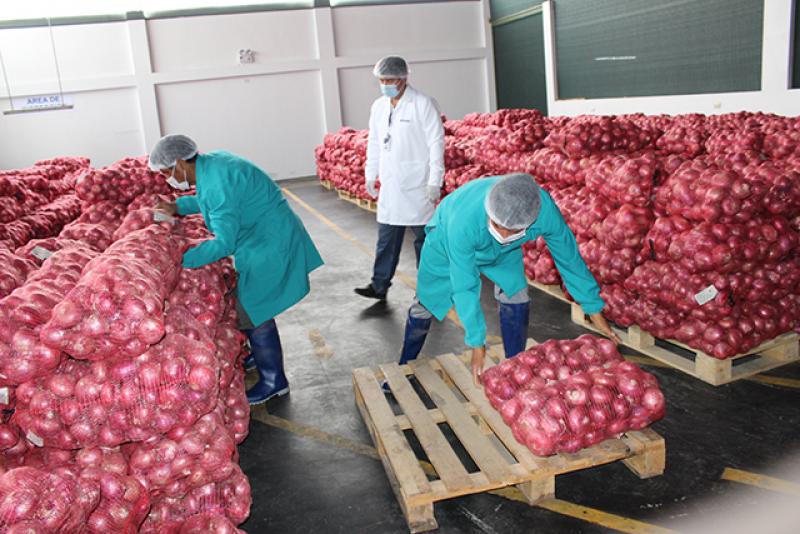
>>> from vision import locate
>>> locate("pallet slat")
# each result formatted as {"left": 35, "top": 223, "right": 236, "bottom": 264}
{"left": 381, "top": 363, "right": 474, "bottom": 492}
{"left": 412, "top": 360, "right": 515, "bottom": 485}
{"left": 437, "top": 353, "right": 543, "bottom": 473}
{"left": 352, "top": 368, "right": 431, "bottom": 499}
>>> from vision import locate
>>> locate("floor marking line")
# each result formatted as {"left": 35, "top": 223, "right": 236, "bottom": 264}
{"left": 533, "top": 497, "right": 679, "bottom": 534}
{"left": 721, "top": 467, "right": 800, "bottom": 496}
{"left": 251, "top": 405, "right": 381, "bottom": 460}
{"left": 253, "top": 409, "right": 673, "bottom": 533}
{"left": 746, "top": 374, "right": 800, "bottom": 389}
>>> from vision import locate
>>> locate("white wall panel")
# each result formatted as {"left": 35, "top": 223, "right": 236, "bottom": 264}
{"left": 0, "top": 89, "right": 144, "bottom": 169}
{"left": 0, "top": 22, "right": 132, "bottom": 93}
{"left": 148, "top": 10, "right": 318, "bottom": 73}
{"left": 156, "top": 71, "right": 325, "bottom": 179}
{"left": 332, "top": 2, "right": 484, "bottom": 57}
{"left": 338, "top": 58, "right": 488, "bottom": 129}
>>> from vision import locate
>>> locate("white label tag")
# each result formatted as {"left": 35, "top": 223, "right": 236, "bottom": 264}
{"left": 26, "top": 431, "right": 43, "bottom": 447}
{"left": 694, "top": 285, "right": 719, "bottom": 306}
{"left": 30, "top": 246, "right": 52, "bottom": 260}
{"left": 153, "top": 211, "right": 174, "bottom": 223}
{"left": 0, "top": 387, "right": 8, "bottom": 405}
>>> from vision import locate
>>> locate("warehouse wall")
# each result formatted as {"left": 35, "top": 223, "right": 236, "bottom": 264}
{"left": 543, "top": 0, "right": 800, "bottom": 117}
{"left": 0, "top": 1, "right": 496, "bottom": 177}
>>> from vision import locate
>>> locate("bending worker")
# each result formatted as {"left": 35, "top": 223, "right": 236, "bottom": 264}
{"left": 396, "top": 173, "right": 620, "bottom": 384}
{"left": 148, "top": 134, "right": 324, "bottom": 405}
{"left": 354, "top": 55, "right": 445, "bottom": 301}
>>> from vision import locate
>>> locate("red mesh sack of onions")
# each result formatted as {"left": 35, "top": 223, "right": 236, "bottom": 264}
{"left": 0, "top": 250, "right": 35, "bottom": 299}
{"left": 75, "top": 200, "right": 128, "bottom": 227}
{"left": 12, "top": 331, "right": 220, "bottom": 449}
{"left": 14, "top": 237, "right": 85, "bottom": 265}
{"left": 167, "top": 264, "right": 230, "bottom": 332}
{"left": 41, "top": 225, "right": 183, "bottom": 360}
{"left": 522, "top": 239, "right": 560, "bottom": 286}
{"left": 584, "top": 152, "right": 657, "bottom": 207}
{"left": 215, "top": 370, "right": 249, "bottom": 445}
{"left": 655, "top": 124, "right": 707, "bottom": 158}
{"left": 78, "top": 465, "right": 151, "bottom": 534}
{"left": 577, "top": 239, "right": 638, "bottom": 285}
{"left": 0, "top": 466, "right": 101, "bottom": 533}
{"left": 57, "top": 221, "right": 115, "bottom": 252}
{"left": 176, "top": 512, "right": 246, "bottom": 534}
{"left": 213, "top": 323, "right": 246, "bottom": 392}
{"left": 654, "top": 160, "right": 765, "bottom": 224}
{"left": 543, "top": 116, "right": 657, "bottom": 158}
{"left": 664, "top": 217, "right": 797, "bottom": 274}
{"left": 704, "top": 127, "right": 763, "bottom": 156}
{"left": 75, "top": 159, "right": 171, "bottom": 205}
{"left": 0, "top": 247, "right": 98, "bottom": 385}
{"left": 763, "top": 129, "right": 800, "bottom": 160}
{"left": 505, "top": 362, "right": 665, "bottom": 456}
{"left": 0, "top": 220, "right": 34, "bottom": 249}
{"left": 127, "top": 192, "right": 180, "bottom": 212}
{"left": 0, "top": 421, "right": 29, "bottom": 468}
{"left": 124, "top": 412, "right": 236, "bottom": 499}
{"left": 113, "top": 207, "right": 176, "bottom": 241}
{"left": 483, "top": 335, "right": 623, "bottom": 405}
{"left": 139, "top": 464, "right": 251, "bottom": 534}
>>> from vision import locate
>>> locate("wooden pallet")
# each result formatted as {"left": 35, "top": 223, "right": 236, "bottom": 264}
{"left": 528, "top": 279, "right": 800, "bottom": 386}
{"left": 319, "top": 179, "right": 332, "bottom": 190}
{"left": 352, "top": 345, "right": 665, "bottom": 533}
{"left": 336, "top": 188, "right": 377, "bottom": 213}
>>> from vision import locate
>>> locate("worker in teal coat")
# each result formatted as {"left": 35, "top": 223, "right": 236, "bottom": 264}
{"left": 148, "top": 134, "right": 324, "bottom": 404}
{"left": 397, "top": 173, "right": 620, "bottom": 386}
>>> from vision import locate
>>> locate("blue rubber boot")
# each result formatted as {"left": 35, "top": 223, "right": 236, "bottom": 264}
{"left": 499, "top": 301, "right": 530, "bottom": 358}
{"left": 383, "top": 313, "right": 432, "bottom": 393}
{"left": 245, "top": 319, "right": 289, "bottom": 405}
{"left": 243, "top": 354, "right": 256, "bottom": 371}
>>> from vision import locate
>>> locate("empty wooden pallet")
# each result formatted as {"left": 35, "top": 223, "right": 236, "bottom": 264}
{"left": 352, "top": 345, "right": 665, "bottom": 533}
{"left": 529, "top": 279, "right": 800, "bottom": 386}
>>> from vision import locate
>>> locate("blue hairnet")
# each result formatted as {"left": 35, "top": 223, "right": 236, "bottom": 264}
{"left": 148, "top": 134, "right": 198, "bottom": 171}
{"left": 372, "top": 56, "right": 408, "bottom": 79}
{"left": 485, "top": 174, "right": 541, "bottom": 230}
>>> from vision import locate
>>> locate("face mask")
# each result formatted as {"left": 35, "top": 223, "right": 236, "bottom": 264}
{"left": 488, "top": 220, "right": 526, "bottom": 245}
{"left": 166, "top": 167, "right": 191, "bottom": 191}
{"left": 380, "top": 82, "right": 400, "bottom": 98}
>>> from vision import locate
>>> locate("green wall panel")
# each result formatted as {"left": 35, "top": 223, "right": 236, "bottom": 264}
{"left": 493, "top": 12, "right": 548, "bottom": 113}
{"left": 554, "top": 0, "right": 763, "bottom": 99}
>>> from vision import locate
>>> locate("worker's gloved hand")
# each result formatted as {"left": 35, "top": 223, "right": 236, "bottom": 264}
{"left": 426, "top": 185, "right": 441, "bottom": 203}
{"left": 366, "top": 180, "right": 378, "bottom": 199}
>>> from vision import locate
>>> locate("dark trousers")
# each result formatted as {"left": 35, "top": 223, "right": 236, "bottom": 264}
{"left": 371, "top": 223, "right": 426, "bottom": 293}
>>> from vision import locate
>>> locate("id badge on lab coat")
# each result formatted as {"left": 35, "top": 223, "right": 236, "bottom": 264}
{"left": 382, "top": 133, "right": 392, "bottom": 152}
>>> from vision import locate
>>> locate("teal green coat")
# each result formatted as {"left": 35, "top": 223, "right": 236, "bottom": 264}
{"left": 176, "top": 151, "right": 323, "bottom": 327}
{"left": 418, "top": 176, "right": 604, "bottom": 348}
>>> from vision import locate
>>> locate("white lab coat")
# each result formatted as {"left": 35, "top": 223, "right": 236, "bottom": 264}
{"left": 365, "top": 86, "right": 445, "bottom": 226}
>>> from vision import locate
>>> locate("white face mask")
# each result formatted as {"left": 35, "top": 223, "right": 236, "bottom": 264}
{"left": 488, "top": 220, "right": 526, "bottom": 245}
{"left": 166, "top": 167, "right": 191, "bottom": 191}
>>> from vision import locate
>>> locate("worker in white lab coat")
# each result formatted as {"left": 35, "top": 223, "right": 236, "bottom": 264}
{"left": 354, "top": 56, "right": 446, "bottom": 301}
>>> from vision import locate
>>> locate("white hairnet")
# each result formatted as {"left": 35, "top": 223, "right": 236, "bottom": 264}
{"left": 372, "top": 56, "right": 409, "bottom": 79}
{"left": 148, "top": 134, "right": 198, "bottom": 171}
{"left": 485, "top": 173, "right": 542, "bottom": 230}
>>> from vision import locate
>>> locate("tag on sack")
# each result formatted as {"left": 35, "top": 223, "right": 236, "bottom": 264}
{"left": 0, "top": 387, "right": 8, "bottom": 405}
{"left": 694, "top": 285, "right": 719, "bottom": 306}
{"left": 26, "top": 431, "right": 43, "bottom": 447}
{"left": 153, "top": 211, "right": 174, "bottom": 223}
{"left": 30, "top": 246, "right": 52, "bottom": 261}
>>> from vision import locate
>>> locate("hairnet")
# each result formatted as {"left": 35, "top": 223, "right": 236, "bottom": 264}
{"left": 148, "top": 134, "right": 198, "bottom": 171}
{"left": 372, "top": 56, "right": 409, "bottom": 79}
{"left": 485, "top": 173, "right": 541, "bottom": 230}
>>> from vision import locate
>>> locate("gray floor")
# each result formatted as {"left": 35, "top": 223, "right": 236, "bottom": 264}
{"left": 238, "top": 179, "right": 800, "bottom": 534}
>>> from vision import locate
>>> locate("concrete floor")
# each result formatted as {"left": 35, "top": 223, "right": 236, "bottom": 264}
{"left": 238, "top": 179, "right": 800, "bottom": 534}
